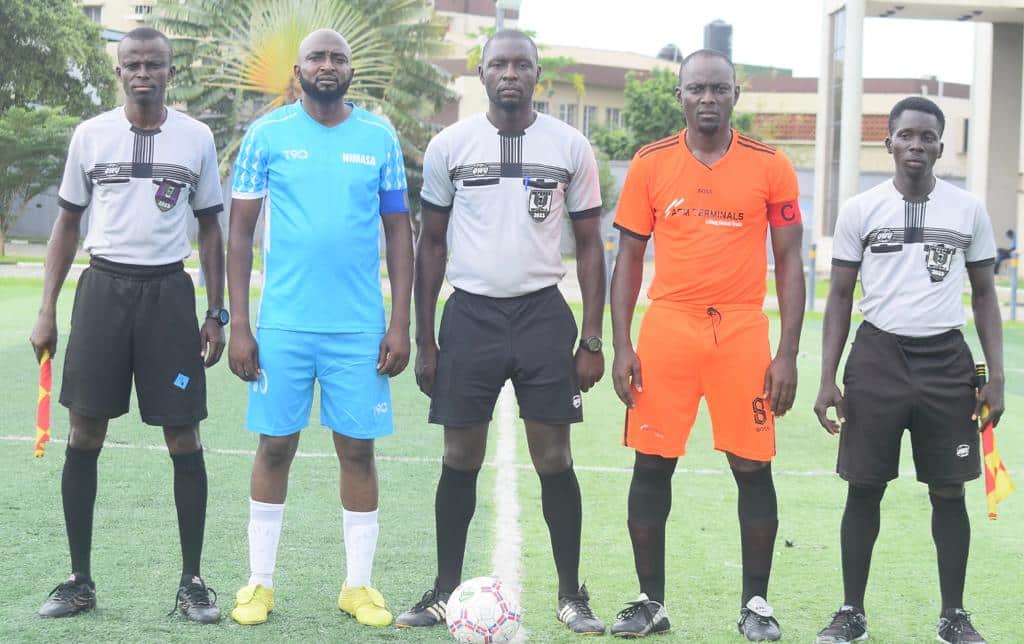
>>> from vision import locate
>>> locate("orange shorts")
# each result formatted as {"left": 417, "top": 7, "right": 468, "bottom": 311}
{"left": 623, "top": 302, "right": 775, "bottom": 461}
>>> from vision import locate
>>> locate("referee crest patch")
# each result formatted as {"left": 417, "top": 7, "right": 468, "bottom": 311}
{"left": 528, "top": 188, "right": 553, "bottom": 222}
{"left": 154, "top": 178, "right": 185, "bottom": 212}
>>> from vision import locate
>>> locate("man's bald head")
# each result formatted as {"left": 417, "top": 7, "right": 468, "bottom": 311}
{"left": 297, "top": 29, "right": 351, "bottom": 63}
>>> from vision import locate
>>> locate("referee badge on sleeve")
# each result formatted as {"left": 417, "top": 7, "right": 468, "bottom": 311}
{"left": 153, "top": 178, "right": 186, "bottom": 212}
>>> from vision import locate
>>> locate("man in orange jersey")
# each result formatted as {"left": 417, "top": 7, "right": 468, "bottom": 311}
{"left": 608, "top": 49, "right": 805, "bottom": 641}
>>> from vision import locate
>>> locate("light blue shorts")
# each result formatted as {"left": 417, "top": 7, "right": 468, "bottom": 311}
{"left": 246, "top": 329, "right": 393, "bottom": 439}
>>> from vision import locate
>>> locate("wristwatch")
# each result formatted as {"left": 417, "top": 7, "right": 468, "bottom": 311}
{"left": 206, "top": 308, "right": 230, "bottom": 327}
{"left": 580, "top": 335, "right": 603, "bottom": 353}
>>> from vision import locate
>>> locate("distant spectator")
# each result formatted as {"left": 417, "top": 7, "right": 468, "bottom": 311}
{"left": 995, "top": 228, "right": 1016, "bottom": 274}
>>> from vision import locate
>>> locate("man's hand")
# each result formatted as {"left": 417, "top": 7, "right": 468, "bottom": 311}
{"left": 29, "top": 313, "right": 58, "bottom": 363}
{"left": 200, "top": 319, "right": 226, "bottom": 367}
{"left": 813, "top": 382, "right": 846, "bottom": 434}
{"left": 574, "top": 347, "right": 604, "bottom": 393}
{"left": 377, "top": 326, "right": 410, "bottom": 377}
{"left": 415, "top": 341, "right": 438, "bottom": 397}
{"left": 228, "top": 325, "right": 260, "bottom": 382}
{"left": 974, "top": 379, "right": 1005, "bottom": 428}
{"left": 612, "top": 345, "right": 643, "bottom": 408}
{"left": 764, "top": 354, "right": 797, "bottom": 417}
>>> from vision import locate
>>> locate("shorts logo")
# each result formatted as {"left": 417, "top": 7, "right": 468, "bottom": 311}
{"left": 752, "top": 397, "right": 768, "bottom": 426}
{"left": 250, "top": 371, "right": 269, "bottom": 395}
{"left": 956, "top": 444, "right": 970, "bottom": 458}
{"left": 572, "top": 394, "right": 582, "bottom": 409}
{"left": 173, "top": 373, "right": 190, "bottom": 390}
{"left": 924, "top": 243, "right": 956, "bottom": 282}
{"left": 153, "top": 178, "right": 185, "bottom": 212}
{"left": 373, "top": 402, "right": 388, "bottom": 415}
{"left": 528, "top": 189, "right": 553, "bottom": 222}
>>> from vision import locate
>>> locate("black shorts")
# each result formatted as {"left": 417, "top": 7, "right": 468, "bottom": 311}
{"left": 428, "top": 286, "right": 581, "bottom": 427}
{"left": 60, "top": 257, "right": 207, "bottom": 426}
{"left": 838, "top": 322, "right": 980, "bottom": 486}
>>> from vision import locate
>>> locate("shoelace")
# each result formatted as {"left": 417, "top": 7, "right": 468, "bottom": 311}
{"left": 563, "top": 596, "right": 596, "bottom": 619}
{"left": 412, "top": 589, "right": 445, "bottom": 612}
{"left": 48, "top": 581, "right": 85, "bottom": 601}
{"left": 167, "top": 582, "right": 218, "bottom": 616}
{"left": 616, "top": 600, "right": 649, "bottom": 621}
{"left": 943, "top": 611, "right": 974, "bottom": 636}
{"left": 826, "top": 610, "right": 860, "bottom": 635}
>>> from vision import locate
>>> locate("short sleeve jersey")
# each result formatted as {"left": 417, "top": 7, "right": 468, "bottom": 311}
{"left": 231, "top": 102, "right": 409, "bottom": 333}
{"left": 832, "top": 178, "right": 996, "bottom": 336}
{"left": 58, "top": 106, "right": 224, "bottom": 265}
{"left": 420, "top": 113, "right": 602, "bottom": 298}
{"left": 614, "top": 130, "right": 801, "bottom": 307}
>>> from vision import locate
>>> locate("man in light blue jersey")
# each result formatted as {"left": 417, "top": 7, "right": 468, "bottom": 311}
{"left": 225, "top": 29, "right": 413, "bottom": 628}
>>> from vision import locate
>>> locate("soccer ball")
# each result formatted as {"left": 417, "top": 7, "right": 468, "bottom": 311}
{"left": 446, "top": 576, "right": 522, "bottom": 643}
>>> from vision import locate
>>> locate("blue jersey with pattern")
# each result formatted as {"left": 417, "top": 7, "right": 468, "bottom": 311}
{"left": 232, "top": 102, "right": 409, "bottom": 333}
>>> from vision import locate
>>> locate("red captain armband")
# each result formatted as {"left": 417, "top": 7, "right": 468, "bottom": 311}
{"left": 767, "top": 200, "right": 802, "bottom": 227}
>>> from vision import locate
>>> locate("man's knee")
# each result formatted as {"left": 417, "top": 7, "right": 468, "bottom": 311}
{"left": 68, "top": 413, "right": 107, "bottom": 450}
{"left": 257, "top": 434, "right": 300, "bottom": 469}
{"left": 727, "top": 452, "right": 770, "bottom": 473}
{"left": 928, "top": 483, "right": 965, "bottom": 500}
{"left": 443, "top": 425, "right": 487, "bottom": 470}
{"left": 336, "top": 436, "right": 375, "bottom": 473}
{"left": 163, "top": 424, "right": 201, "bottom": 455}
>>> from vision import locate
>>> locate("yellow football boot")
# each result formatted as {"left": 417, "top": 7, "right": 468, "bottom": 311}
{"left": 338, "top": 585, "right": 393, "bottom": 627}
{"left": 230, "top": 584, "right": 274, "bottom": 625}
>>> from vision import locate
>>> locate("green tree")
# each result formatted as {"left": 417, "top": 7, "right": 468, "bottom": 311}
{"left": 0, "top": 0, "right": 117, "bottom": 117}
{"left": 591, "top": 68, "right": 755, "bottom": 160}
{"left": 155, "top": 0, "right": 454, "bottom": 210}
{"left": 0, "top": 0, "right": 117, "bottom": 253}
{"left": 0, "top": 108, "right": 79, "bottom": 254}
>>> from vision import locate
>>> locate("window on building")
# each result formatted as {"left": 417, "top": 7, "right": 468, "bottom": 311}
{"left": 606, "top": 107, "right": 623, "bottom": 129}
{"left": 582, "top": 105, "right": 597, "bottom": 138}
{"left": 133, "top": 5, "right": 153, "bottom": 19}
{"left": 559, "top": 103, "right": 577, "bottom": 127}
{"left": 82, "top": 5, "right": 102, "bottom": 23}
{"left": 962, "top": 118, "right": 969, "bottom": 154}
{"left": 533, "top": 101, "right": 549, "bottom": 114}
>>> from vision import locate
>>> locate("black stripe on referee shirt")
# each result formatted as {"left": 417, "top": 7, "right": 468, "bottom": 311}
{"left": 131, "top": 125, "right": 159, "bottom": 179}
{"left": 500, "top": 132, "right": 523, "bottom": 178}
{"left": 903, "top": 198, "right": 928, "bottom": 244}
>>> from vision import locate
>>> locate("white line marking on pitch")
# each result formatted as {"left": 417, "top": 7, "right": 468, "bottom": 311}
{"left": 492, "top": 382, "right": 527, "bottom": 642}
{"left": 3, "top": 436, "right": 1011, "bottom": 478}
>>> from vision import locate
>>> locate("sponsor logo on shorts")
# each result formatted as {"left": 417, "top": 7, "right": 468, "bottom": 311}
{"left": 639, "top": 423, "right": 664, "bottom": 439}
{"left": 373, "top": 402, "right": 388, "bottom": 415}
{"left": 956, "top": 444, "right": 970, "bottom": 458}
{"left": 250, "top": 371, "right": 269, "bottom": 395}
{"left": 752, "top": 397, "right": 768, "bottom": 427}
{"left": 572, "top": 394, "right": 582, "bottom": 409}
{"left": 173, "top": 373, "right": 190, "bottom": 390}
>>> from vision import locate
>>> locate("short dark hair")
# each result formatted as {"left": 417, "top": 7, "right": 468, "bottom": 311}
{"left": 888, "top": 96, "right": 945, "bottom": 135}
{"left": 481, "top": 29, "right": 538, "bottom": 64}
{"left": 119, "top": 27, "right": 173, "bottom": 58}
{"left": 679, "top": 48, "right": 736, "bottom": 81}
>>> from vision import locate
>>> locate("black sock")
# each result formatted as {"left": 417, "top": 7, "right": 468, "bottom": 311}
{"left": 170, "top": 449, "right": 207, "bottom": 583}
{"left": 732, "top": 464, "right": 778, "bottom": 605}
{"left": 62, "top": 445, "right": 101, "bottom": 581}
{"left": 841, "top": 483, "right": 886, "bottom": 614}
{"left": 538, "top": 465, "right": 582, "bottom": 597}
{"left": 435, "top": 464, "right": 480, "bottom": 593}
{"left": 930, "top": 493, "right": 970, "bottom": 611}
{"left": 627, "top": 453, "right": 676, "bottom": 605}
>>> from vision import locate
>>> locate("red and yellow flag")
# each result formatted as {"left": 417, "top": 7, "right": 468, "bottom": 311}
{"left": 981, "top": 420, "right": 1014, "bottom": 520}
{"left": 34, "top": 350, "right": 52, "bottom": 458}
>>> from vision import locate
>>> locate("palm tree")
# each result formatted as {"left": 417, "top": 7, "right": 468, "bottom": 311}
{"left": 155, "top": 0, "right": 453, "bottom": 207}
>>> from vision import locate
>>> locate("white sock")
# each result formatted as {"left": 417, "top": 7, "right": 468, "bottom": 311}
{"left": 248, "top": 499, "right": 285, "bottom": 588}
{"left": 343, "top": 508, "right": 379, "bottom": 587}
